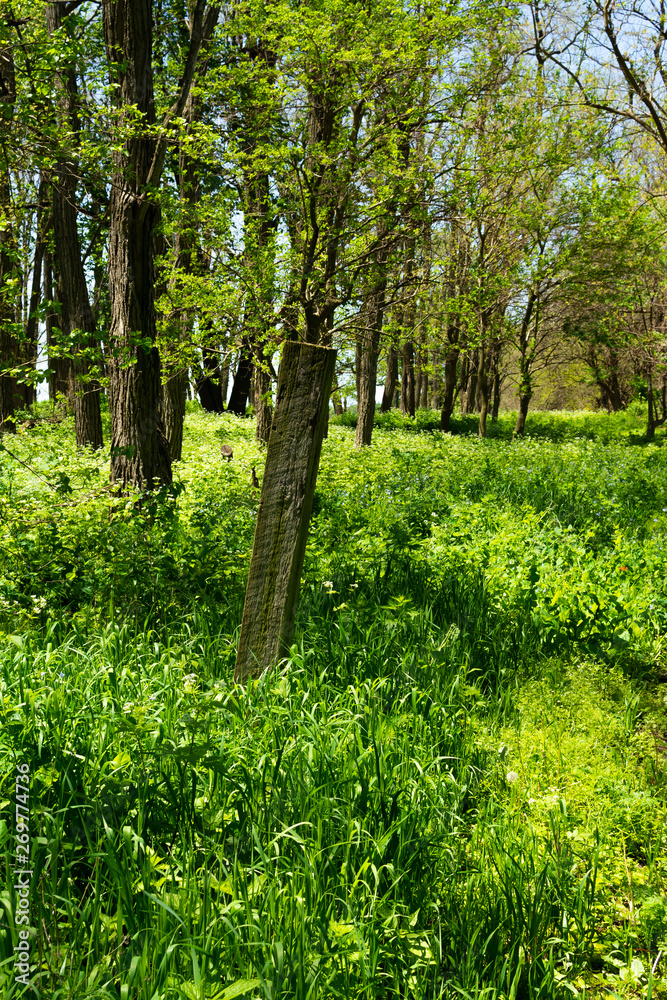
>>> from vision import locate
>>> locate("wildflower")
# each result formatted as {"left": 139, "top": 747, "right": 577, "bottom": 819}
{"left": 323, "top": 580, "right": 334, "bottom": 591}
{"left": 183, "top": 673, "right": 198, "bottom": 693}
{"left": 506, "top": 771, "right": 519, "bottom": 784}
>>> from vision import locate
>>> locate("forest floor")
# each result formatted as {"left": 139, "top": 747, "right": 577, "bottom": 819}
{"left": 0, "top": 403, "right": 666, "bottom": 999}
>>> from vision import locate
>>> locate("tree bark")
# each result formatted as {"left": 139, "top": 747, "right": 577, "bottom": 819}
{"left": 22, "top": 178, "right": 50, "bottom": 409}
{"left": 103, "top": 0, "right": 216, "bottom": 488}
{"left": 439, "top": 345, "right": 459, "bottom": 431}
{"left": 103, "top": 0, "right": 169, "bottom": 487}
{"left": 514, "top": 291, "right": 536, "bottom": 436}
{"left": 381, "top": 344, "right": 398, "bottom": 412}
{"left": 197, "top": 347, "right": 224, "bottom": 412}
{"left": 490, "top": 341, "right": 502, "bottom": 422}
{"left": 431, "top": 348, "right": 441, "bottom": 409}
{"left": 162, "top": 374, "right": 188, "bottom": 459}
{"left": 47, "top": 4, "right": 103, "bottom": 449}
{"left": 161, "top": 15, "right": 219, "bottom": 458}
{"left": 401, "top": 340, "right": 415, "bottom": 416}
{"left": 416, "top": 330, "right": 428, "bottom": 409}
{"left": 235, "top": 341, "right": 336, "bottom": 682}
{"left": 0, "top": 166, "right": 18, "bottom": 431}
{"left": 45, "top": 253, "right": 66, "bottom": 402}
{"left": 0, "top": 42, "right": 18, "bottom": 431}
{"left": 355, "top": 336, "right": 380, "bottom": 446}
{"left": 477, "top": 354, "right": 489, "bottom": 438}
{"left": 227, "top": 337, "right": 253, "bottom": 415}
{"left": 255, "top": 359, "right": 273, "bottom": 443}
{"left": 464, "top": 351, "right": 478, "bottom": 413}
{"left": 355, "top": 251, "right": 387, "bottom": 447}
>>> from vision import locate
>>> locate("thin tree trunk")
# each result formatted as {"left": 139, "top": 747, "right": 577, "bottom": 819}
{"left": 355, "top": 244, "right": 388, "bottom": 447}
{"left": 45, "top": 253, "right": 60, "bottom": 402}
{"left": 227, "top": 337, "right": 253, "bottom": 415}
{"left": 381, "top": 344, "right": 398, "bottom": 412}
{"left": 0, "top": 164, "right": 18, "bottom": 431}
{"left": 401, "top": 340, "right": 415, "bottom": 416}
{"left": 23, "top": 178, "right": 49, "bottom": 408}
{"left": 355, "top": 337, "right": 380, "bottom": 446}
{"left": 459, "top": 352, "right": 469, "bottom": 414}
{"left": 255, "top": 359, "right": 273, "bottom": 443}
{"left": 161, "top": 16, "right": 219, "bottom": 457}
{"left": 235, "top": 341, "right": 336, "bottom": 682}
{"left": 477, "top": 352, "right": 489, "bottom": 438}
{"left": 47, "top": 4, "right": 103, "bottom": 449}
{"left": 647, "top": 370, "right": 656, "bottom": 439}
{"left": 515, "top": 393, "right": 530, "bottom": 436}
{"left": 162, "top": 373, "right": 188, "bottom": 459}
{"left": 439, "top": 346, "right": 459, "bottom": 432}
{"left": 417, "top": 330, "right": 428, "bottom": 409}
{"left": 220, "top": 348, "right": 230, "bottom": 404}
{"left": 465, "top": 352, "right": 478, "bottom": 413}
{"left": 491, "top": 341, "right": 502, "bottom": 422}
{"left": 0, "top": 42, "right": 18, "bottom": 431}
{"left": 514, "top": 291, "right": 536, "bottom": 436}
{"left": 197, "top": 346, "right": 224, "bottom": 412}
{"left": 431, "top": 347, "right": 441, "bottom": 408}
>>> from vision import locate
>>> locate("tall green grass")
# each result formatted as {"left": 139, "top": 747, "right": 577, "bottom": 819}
{"left": 0, "top": 406, "right": 665, "bottom": 998}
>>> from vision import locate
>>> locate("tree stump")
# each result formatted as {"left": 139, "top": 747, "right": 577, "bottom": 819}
{"left": 234, "top": 340, "right": 336, "bottom": 683}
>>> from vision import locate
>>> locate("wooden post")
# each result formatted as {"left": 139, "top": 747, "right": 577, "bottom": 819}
{"left": 234, "top": 341, "right": 336, "bottom": 683}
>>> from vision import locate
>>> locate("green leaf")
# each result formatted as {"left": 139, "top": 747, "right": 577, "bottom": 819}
{"left": 220, "top": 980, "right": 261, "bottom": 1000}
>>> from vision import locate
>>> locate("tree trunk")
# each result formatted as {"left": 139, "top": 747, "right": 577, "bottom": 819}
{"left": 227, "top": 338, "right": 253, "bottom": 415}
{"left": 465, "top": 352, "right": 478, "bottom": 413}
{"left": 103, "top": 0, "right": 171, "bottom": 488}
{"left": 459, "top": 352, "right": 468, "bottom": 414}
{"left": 0, "top": 42, "right": 18, "bottom": 431}
{"left": 48, "top": 4, "right": 103, "bottom": 449}
{"left": 45, "top": 253, "right": 61, "bottom": 401}
{"left": 355, "top": 256, "right": 387, "bottom": 447}
{"left": 162, "top": 16, "right": 219, "bottom": 456}
{"left": 477, "top": 360, "right": 489, "bottom": 438}
{"left": 490, "top": 342, "right": 502, "bottom": 422}
{"left": 417, "top": 331, "right": 428, "bottom": 409}
{"left": 102, "top": 0, "right": 216, "bottom": 487}
{"left": 515, "top": 393, "right": 530, "bottom": 436}
{"left": 332, "top": 390, "right": 343, "bottom": 415}
{"left": 162, "top": 373, "right": 188, "bottom": 460}
{"left": 255, "top": 362, "right": 273, "bottom": 443}
{"left": 220, "top": 349, "right": 230, "bottom": 404}
{"left": 356, "top": 339, "right": 380, "bottom": 447}
{"left": 439, "top": 346, "right": 459, "bottom": 432}
{"left": 22, "top": 178, "right": 49, "bottom": 409}
{"left": 515, "top": 291, "right": 536, "bottom": 436}
{"left": 647, "top": 371, "right": 657, "bottom": 439}
{"left": 381, "top": 344, "right": 398, "bottom": 412}
{"left": 401, "top": 340, "right": 415, "bottom": 416}
{"left": 197, "top": 347, "right": 224, "bottom": 412}
{"left": 0, "top": 163, "right": 18, "bottom": 432}
{"left": 235, "top": 341, "right": 336, "bottom": 683}
{"left": 431, "top": 348, "right": 441, "bottom": 409}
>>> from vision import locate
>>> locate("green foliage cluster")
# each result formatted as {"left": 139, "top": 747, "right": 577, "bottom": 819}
{"left": 0, "top": 407, "right": 666, "bottom": 998}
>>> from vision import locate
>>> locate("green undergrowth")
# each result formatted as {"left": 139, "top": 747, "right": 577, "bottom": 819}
{"left": 0, "top": 404, "right": 665, "bottom": 998}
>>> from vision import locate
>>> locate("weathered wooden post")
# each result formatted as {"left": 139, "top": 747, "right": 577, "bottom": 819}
{"left": 234, "top": 340, "right": 336, "bottom": 683}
